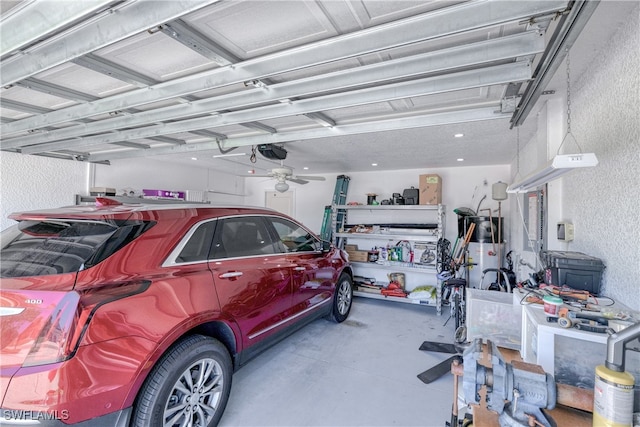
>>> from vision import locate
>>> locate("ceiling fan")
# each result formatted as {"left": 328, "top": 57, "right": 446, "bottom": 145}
{"left": 265, "top": 165, "right": 326, "bottom": 192}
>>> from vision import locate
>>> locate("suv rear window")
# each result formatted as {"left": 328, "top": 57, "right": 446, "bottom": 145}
{"left": 1, "top": 219, "right": 154, "bottom": 278}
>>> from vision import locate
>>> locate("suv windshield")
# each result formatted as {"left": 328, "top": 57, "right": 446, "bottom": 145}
{"left": 1, "top": 219, "right": 154, "bottom": 278}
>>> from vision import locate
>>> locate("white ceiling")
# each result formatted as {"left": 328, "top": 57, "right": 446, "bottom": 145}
{"left": 0, "top": 1, "right": 634, "bottom": 178}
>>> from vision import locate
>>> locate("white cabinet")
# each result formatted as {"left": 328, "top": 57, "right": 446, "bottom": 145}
{"left": 333, "top": 204, "right": 445, "bottom": 314}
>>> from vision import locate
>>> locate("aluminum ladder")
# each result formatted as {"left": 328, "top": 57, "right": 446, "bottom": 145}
{"left": 320, "top": 174, "right": 350, "bottom": 243}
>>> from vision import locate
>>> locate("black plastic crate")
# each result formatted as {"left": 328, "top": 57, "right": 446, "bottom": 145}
{"left": 542, "top": 250, "right": 605, "bottom": 295}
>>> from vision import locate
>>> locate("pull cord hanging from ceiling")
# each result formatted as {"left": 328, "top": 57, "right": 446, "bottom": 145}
{"left": 557, "top": 48, "right": 584, "bottom": 155}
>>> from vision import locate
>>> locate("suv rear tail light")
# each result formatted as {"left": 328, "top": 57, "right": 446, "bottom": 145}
{"left": 13, "top": 282, "right": 150, "bottom": 368}
{"left": 23, "top": 292, "right": 81, "bottom": 367}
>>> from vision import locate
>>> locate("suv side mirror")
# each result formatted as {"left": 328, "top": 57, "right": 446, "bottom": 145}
{"left": 321, "top": 240, "right": 332, "bottom": 253}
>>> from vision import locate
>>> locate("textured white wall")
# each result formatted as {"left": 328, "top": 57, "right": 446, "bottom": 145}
{"left": 562, "top": 6, "right": 639, "bottom": 310}
{"left": 1, "top": 152, "right": 89, "bottom": 231}
{"left": 510, "top": 5, "right": 639, "bottom": 310}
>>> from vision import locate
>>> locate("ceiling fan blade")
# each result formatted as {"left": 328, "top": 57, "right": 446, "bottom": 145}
{"left": 288, "top": 178, "right": 309, "bottom": 185}
{"left": 292, "top": 175, "right": 326, "bottom": 181}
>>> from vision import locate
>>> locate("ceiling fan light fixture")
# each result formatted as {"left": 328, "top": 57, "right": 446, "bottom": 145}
{"left": 275, "top": 181, "right": 289, "bottom": 192}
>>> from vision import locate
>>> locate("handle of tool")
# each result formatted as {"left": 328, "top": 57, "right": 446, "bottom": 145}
{"left": 455, "top": 222, "right": 475, "bottom": 265}
{"left": 451, "top": 358, "right": 460, "bottom": 427}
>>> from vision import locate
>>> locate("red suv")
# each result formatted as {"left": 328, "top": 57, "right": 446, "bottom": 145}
{"left": 0, "top": 200, "right": 353, "bottom": 426}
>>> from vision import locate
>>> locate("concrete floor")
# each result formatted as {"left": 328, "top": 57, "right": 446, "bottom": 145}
{"left": 219, "top": 297, "right": 457, "bottom": 427}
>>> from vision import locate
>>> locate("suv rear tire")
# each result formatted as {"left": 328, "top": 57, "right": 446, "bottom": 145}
{"left": 132, "top": 335, "right": 232, "bottom": 427}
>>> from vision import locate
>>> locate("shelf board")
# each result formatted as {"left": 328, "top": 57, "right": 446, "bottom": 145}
{"left": 335, "top": 204, "right": 443, "bottom": 210}
{"left": 354, "top": 291, "right": 436, "bottom": 306}
{"left": 351, "top": 261, "right": 436, "bottom": 273}
{"left": 336, "top": 232, "right": 438, "bottom": 241}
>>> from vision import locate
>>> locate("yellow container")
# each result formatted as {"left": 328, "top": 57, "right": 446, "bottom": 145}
{"left": 593, "top": 364, "right": 635, "bottom": 427}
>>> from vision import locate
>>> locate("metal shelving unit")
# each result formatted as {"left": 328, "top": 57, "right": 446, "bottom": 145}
{"left": 333, "top": 204, "right": 445, "bottom": 314}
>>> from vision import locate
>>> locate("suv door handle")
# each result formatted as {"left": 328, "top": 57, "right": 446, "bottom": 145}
{"left": 219, "top": 271, "right": 243, "bottom": 278}
{"left": 293, "top": 267, "right": 306, "bottom": 271}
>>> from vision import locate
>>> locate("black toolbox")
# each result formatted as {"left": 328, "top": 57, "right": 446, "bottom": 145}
{"left": 402, "top": 187, "right": 419, "bottom": 205}
{"left": 542, "top": 250, "right": 605, "bottom": 295}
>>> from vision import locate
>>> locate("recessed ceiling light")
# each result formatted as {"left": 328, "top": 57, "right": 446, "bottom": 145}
{"left": 191, "top": 157, "right": 198, "bottom": 161}
{"left": 371, "top": 163, "right": 378, "bottom": 167}
{"left": 457, "top": 158, "right": 464, "bottom": 162}
{"left": 248, "top": 169, "right": 255, "bottom": 174}
{"left": 303, "top": 167, "right": 309, "bottom": 170}
{"left": 454, "top": 133, "right": 464, "bottom": 138}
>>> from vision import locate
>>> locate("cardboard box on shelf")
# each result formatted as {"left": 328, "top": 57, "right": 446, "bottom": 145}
{"left": 419, "top": 174, "right": 442, "bottom": 205}
{"left": 346, "top": 250, "right": 369, "bottom": 262}
{"left": 344, "top": 244, "right": 367, "bottom": 262}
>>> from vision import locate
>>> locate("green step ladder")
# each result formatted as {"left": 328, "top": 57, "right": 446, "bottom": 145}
{"left": 320, "top": 175, "right": 350, "bottom": 243}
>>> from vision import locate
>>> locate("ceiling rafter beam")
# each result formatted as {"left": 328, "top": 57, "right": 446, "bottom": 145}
{"left": 56, "top": 149, "right": 91, "bottom": 159}
{"left": 0, "top": 0, "right": 117, "bottom": 58}
{"left": 159, "top": 20, "right": 238, "bottom": 66}
{"left": 148, "top": 136, "right": 187, "bottom": 145}
{"left": 111, "top": 141, "right": 151, "bottom": 149}
{"left": 31, "top": 151, "right": 111, "bottom": 165}
{"left": 1, "top": 0, "right": 566, "bottom": 136}
{"left": 0, "top": 99, "right": 52, "bottom": 115}
{"left": 304, "top": 112, "right": 336, "bottom": 128}
{"left": 3, "top": 31, "right": 544, "bottom": 148}
{"left": 87, "top": 106, "right": 509, "bottom": 162}
{"left": 16, "top": 78, "right": 99, "bottom": 102}
{"left": 240, "top": 122, "right": 277, "bottom": 134}
{"left": 19, "top": 61, "right": 531, "bottom": 155}
{"left": 71, "top": 53, "right": 158, "bottom": 87}
{"left": 189, "top": 130, "right": 228, "bottom": 140}
{"left": 0, "top": 0, "right": 221, "bottom": 86}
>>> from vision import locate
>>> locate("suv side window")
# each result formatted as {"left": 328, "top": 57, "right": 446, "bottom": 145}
{"left": 210, "top": 217, "right": 278, "bottom": 259}
{"left": 176, "top": 220, "right": 217, "bottom": 263}
{"left": 268, "top": 217, "right": 320, "bottom": 253}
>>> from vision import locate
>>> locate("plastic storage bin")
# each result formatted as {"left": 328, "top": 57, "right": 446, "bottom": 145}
{"left": 466, "top": 288, "right": 522, "bottom": 350}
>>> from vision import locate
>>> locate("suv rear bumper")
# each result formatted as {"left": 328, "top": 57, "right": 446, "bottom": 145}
{"left": 0, "top": 407, "right": 131, "bottom": 426}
